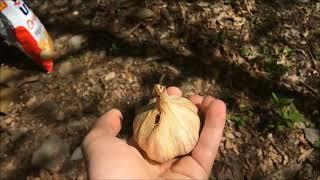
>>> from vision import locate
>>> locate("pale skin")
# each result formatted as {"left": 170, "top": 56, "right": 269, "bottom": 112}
{"left": 82, "top": 86, "right": 226, "bottom": 179}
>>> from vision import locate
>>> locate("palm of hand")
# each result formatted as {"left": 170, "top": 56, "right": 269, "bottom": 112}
{"left": 82, "top": 87, "right": 226, "bottom": 179}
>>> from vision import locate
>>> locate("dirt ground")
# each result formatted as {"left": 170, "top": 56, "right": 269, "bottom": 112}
{"left": 0, "top": 0, "right": 320, "bottom": 179}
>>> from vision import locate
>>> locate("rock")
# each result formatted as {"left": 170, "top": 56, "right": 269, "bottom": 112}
{"left": 0, "top": 87, "right": 20, "bottom": 114}
{"left": 68, "top": 35, "right": 86, "bottom": 51}
{"left": 0, "top": 132, "right": 11, "bottom": 152}
{"left": 104, "top": 72, "right": 116, "bottom": 82}
{"left": 4, "top": 117, "right": 14, "bottom": 125}
{"left": 26, "top": 96, "right": 37, "bottom": 107}
{"left": 71, "top": 0, "right": 82, "bottom": 6}
{"left": 303, "top": 128, "right": 320, "bottom": 145}
{"left": 0, "top": 67, "right": 24, "bottom": 87}
{"left": 298, "top": 163, "right": 315, "bottom": 179}
{"left": 9, "top": 127, "right": 28, "bottom": 142}
{"left": 267, "top": 133, "right": 274, "bottom": 143}
{"left": 70, "top": 147, "right": 83, "bottom": 161}
{"left": 33, "top": 101, "right": 63, "bottom": 121}
{"left": 21, "top": 75, "right": 40, "bottom": 84}
{"left": 59, "top": 62, "right": 73, "bottom": 76}
{"left": 56, "top": 110, "right": 65, "bottom": 121}
{"left": 67, "top": 120, "right": 87, "bottom": 132}
{"left": 262, "top": 164, "right": 302, "bottom": 180}
{"left": 58, "top": 61, "right": 82, "bottom": 76}
{"left": 133, "top": 8, "right": 154, "bottom": 20}
{"left": 72, "top": 11, "right": 79, "bottom": 16}
{"left": 31, "top": 137, "right": 70, "bottom": 172}
{"left": 54, "top": 0, "right": 68, "bottom": 6}
{"left": 160, "top": 7, "right": 173, "bottom": 23}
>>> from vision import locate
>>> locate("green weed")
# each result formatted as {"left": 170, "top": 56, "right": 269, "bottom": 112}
{"left": 315, "top": 140, "right": 320, "bottom": 152}
{"left": 240, "top": 47, "right": 259, "bottom": 59}
{"left": 264, "top": 56, "right": 289, "bottom": 78}
{"left": 262, "top": 47, "right": 289, "bottom": 78}
{"left": 111, "top": 43, "right": 121, "bottom": 52}
{"left": 227, "top": 106, "right": 253, "bottom": 127}
{"left": 240, "top": 46, "right": 291, "bottom": 78}
{"left": 269, "top": 92, "right": 304, "bottom": 131}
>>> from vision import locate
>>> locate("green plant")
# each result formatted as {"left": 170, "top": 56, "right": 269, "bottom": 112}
{"left": 269, "top": 92, "right": 304, "bottom": 131}
{"left": 111, "top": 43, "right": 120, "bottom": 51}
{"left": 315, "top": 140, "right": 320, "bottom": 152}
{"left": 227, "top": 106, "right": 253, "bottom": 127}
{"left": 262, "top": 47, "right": 289, "bottom": 78}
{"left": 240, "top": 48, "right": 251, "bottom": 57}
{"left": 264, "top": 56, "right": 289, "bottom": 78}
{"left": 275, "top": 46, "right": 294, "bottom": 57}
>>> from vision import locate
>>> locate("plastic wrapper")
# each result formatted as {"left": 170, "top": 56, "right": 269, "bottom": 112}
{"left": 0, "top": 0, "right": 55, "bottom": 73}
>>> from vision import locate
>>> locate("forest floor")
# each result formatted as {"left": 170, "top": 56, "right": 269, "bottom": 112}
{"left": 0, "top": 0, "right": 320, "bottom": 179}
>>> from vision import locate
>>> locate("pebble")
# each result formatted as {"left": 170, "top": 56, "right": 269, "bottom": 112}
{"left": 4, "top": 117, "right": 14, "bottom": 125}
{"left": 59, "top": 62, "right": 74, "bottom": 76}
{"left": 72, "top": 11, "right": 79, "bottom": 16}
{"left": 31, "top": 137, "right": 70, "bottom": 172}
{"left": 26, "top": 96, "right": 37, "bottom": 107}
{"left": 54, "top": 0, "right": 68, "bottom": 6}
{"left": 67, "top": 120, "right": 87, "bottom": 132}
{"left": 9, "top": 127, "right": 28, "bottom": 142}
{"left": 104, "top": 72, "right": 116, "bottom": 82}
{"left": 70, "top": 147, "right": 83, "bottom": 161}
{"left": 303, "top": 128, "right": 320, "bottom": 145}
{"left": 68, "top": 35, "right": 86, "bottom": 51}
{"left": 71, "top": 0, "right": 82, "bottom": 6}
{"left": 133, "top": 8, "right": 154, "bottom": 20}
{"left": 56, "top": 111, "right": 65, "bottom": 121}
{"left": 58, "top": 61, "right": 82, "bottom": 76}
{"left": 267, "top": 133, "right": 274, "bottom": 143}
{"left": 160, "top": 7, "right": 173, "bottom": 23}
{"left": 34, "top": 101, "right": 65, "bottom": 122}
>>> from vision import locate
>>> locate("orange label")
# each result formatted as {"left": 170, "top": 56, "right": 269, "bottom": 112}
{"left": 0, "top": 0, "right": 7, "bottom": 11}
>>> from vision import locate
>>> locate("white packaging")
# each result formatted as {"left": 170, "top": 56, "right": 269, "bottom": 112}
{"left": 0, "top": 0, "right": 54, "bottom": 72}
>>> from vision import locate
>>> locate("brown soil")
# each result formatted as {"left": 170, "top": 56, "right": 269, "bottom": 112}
{"left": 0, "top": 0, "right": 319, "bottom": 179}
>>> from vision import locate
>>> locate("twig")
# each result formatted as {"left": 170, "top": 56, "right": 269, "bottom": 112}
{"left": 121, "top": 22, "right": 142, "bottom": 38}
{"left": 268, "top": 138, "right": 287, "bottom": 160}
{"left": 159, "top": 74, "right": 166, "bottom": 84}
{"left": 307, "top": 47, "right": 320, "bottom": 73}
{"left": 299, "top": 80, "right": 319, "bottom": 96}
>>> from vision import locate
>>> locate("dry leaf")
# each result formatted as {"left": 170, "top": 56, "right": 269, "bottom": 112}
{"left": 298, "top": 149, "right": 313, "bottom": 162}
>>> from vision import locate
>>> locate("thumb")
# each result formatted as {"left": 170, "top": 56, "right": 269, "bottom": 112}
{"left": 93, "top": 109, "right": 123, "bottom": 136}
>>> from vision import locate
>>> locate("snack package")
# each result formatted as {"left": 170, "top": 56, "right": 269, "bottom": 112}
{"left": 0, "top": 0, "right": 55, "bottom": 73}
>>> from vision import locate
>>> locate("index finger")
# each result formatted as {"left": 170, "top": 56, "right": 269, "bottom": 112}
{"left": 191, "top": 99, "right": 226, "bottom": 174}
{"left": 167, "top": 86, "right": 182, "bottom": 97}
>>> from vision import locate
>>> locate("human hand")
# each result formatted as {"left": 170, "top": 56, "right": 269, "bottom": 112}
{"left": 82, "top": 87, "right": 226, "bottom": 179}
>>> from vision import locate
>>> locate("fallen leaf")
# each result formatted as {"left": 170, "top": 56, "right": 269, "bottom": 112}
{"left": 298, "top": 149, "right": 313, "bottom": 162}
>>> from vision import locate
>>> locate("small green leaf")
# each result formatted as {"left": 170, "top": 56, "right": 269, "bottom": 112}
{"left": 270, "top": 93, "right": 304, "bottom": 130}
{"left": 272, "top": 92, "right": 279, "bottom": 103}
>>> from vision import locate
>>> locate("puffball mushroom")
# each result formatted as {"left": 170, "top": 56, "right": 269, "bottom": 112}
{"left": 133, "top": 84, "right": 200, "bottom": 163}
